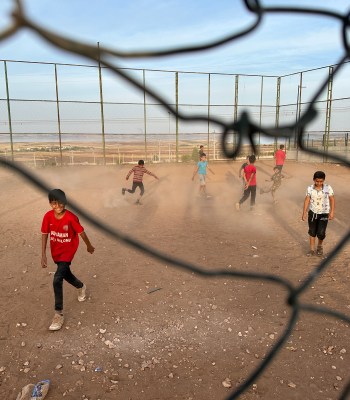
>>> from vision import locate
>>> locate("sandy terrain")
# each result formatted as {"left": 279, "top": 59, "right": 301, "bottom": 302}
{"left": 0, "top": 159, "right": 349, "bottom": 400}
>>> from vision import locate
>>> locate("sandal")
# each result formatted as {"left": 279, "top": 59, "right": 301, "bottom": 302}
{"left": 316, "top": 246, "right": 323, "bottom": 256}
{"left": 307, "top": 250, "right": 315, "bottom": 257}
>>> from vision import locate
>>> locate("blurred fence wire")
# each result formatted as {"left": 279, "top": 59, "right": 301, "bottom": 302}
{"left": 0, "top": 1, "right": 350, "bottom": 399}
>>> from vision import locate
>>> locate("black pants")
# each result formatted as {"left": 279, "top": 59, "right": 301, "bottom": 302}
{"left": 127, "top": 181, "right": 144, "bottom": 196}
{"left": 308, "top": 211, "right": 329, "bottom": 240}
{"left": 239, "top": 185, "right": 256, "bottom": 207}
{"left": 53, "top": 261, "right": 83, "bottom": 312}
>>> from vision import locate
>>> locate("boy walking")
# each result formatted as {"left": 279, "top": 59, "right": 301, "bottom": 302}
{"left": 274, "top": 144, "right": 286, "bottom": 171}
{"left": 122, "top": 159, "right": 159, "bottom": 204}
{"left": 260, "top": 166, "right": 285, "bottom": 203}
{"left": 236, "top": 154, "right": 256, "bottom": 211}
{"left": 192, "top": 153, "right": 215, "bottom": 198}
{"left": 41, "top": 189, "right": 95, "bottom": 331}
{"left": 302, "top": 171, "right": 335, "bottom": 257}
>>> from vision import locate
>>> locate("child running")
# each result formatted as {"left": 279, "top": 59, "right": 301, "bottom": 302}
{"left": 236, "top": 154, "right": 256, "bottom": 211}
{"left": 302, "top": 171, "right": 335, "bottom": 257}
{"left": 41, "top": 189, "right": 95, "bottom": 331}
{"left": 192, "top": 153, "right": 215, "bottom": 198}
{"left": 260, "top": 166, "right": 285, "bottom": 203}
{"left": 122, "top": 159, "right": 159, "bottom": 204}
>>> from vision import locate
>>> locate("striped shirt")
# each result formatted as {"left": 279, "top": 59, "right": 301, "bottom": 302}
{"left": 126, "top": 165, "right": 157, "bottom": 182}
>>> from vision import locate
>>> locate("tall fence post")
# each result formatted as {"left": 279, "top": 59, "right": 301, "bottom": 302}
{"left": 143, "top": 69, "right": 148, "bottom": 161}
{"left": 97, "top": 42, "right": 106, "bottom": 165}
{"left": 54, "top": 64, "right": 63, "bottom": 166}
{"left": 234, "top": 75, "right": 239, "bottom": 155}
{"left": 207, "top": 73, "right": 211, "bottom": 160}
{"left": 295, "top": 73, "right": 304, "bottom": 162}
{"left": 4, "top": 61, "right": 14, "bottom": 161}
{"left": 175, "top": 72, "right": 179, "bottom": 163}
{"left": 258, "top": 76, "right": 264, "bottom": 159}
{"left": 274, "top": 77, "right": 281, "bottom": 152}
{"left": 323, "top": 66, "right": 333, "bottom": 163}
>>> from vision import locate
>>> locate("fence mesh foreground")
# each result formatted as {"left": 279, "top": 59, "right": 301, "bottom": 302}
{"left": 0, "top": 1, "right": 350, "bottom": 399}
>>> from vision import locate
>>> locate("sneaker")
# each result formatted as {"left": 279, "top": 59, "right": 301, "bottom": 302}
{"left": 78, "top": 284, "right": 87, "bottom": 302}
{"left": 307, "top": 250, "right": 315, "bottom": 257}
{"left": 235, "top": 203, "right": 240, "bottom": 211}
{"left": 122, "top": 188, "right": 126, "bottom": 195}
{"left": 49, "top": 313, "right": 64, "bottom": 331}
{"left": 135, "top": 199, "right": 142, "bottom": 205}
{"left": 316, "top": 246, "right": 323, "bottom": 256}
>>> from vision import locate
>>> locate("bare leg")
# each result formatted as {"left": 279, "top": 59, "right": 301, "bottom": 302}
{"left": 307, "top": 236, "right": 316, "bottom": 256}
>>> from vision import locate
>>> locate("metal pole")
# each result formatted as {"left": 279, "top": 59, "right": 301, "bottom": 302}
{"left": 97, "top": 42, "right": 106, "bottom": 165}
{"left": 258, "top": 76, "right": 264, "bottom": 159}
{"left": 143, "top": 69, "right": 148, "bottom": 161}
{"left": 175, "top": 72, "right": 179, "bottom": 163}
{"left": 296, "top": 73, "right": 304, "bottom": 162}
{"left": 274, "top": 77, "right": 281, "bottom": 152}
{"left": 4, "top": 61, "right": 14, "bottom": 161}
{"left": 207, "top": 73, "right": 211, "bottom": 160}
{"left": 54, "top": 64, "right": 63, "bottom": 166}
{"left": 234, "top": 75, "right": 239, "bottom": 155}
{"left": 323, "top": 66, "right": 333, "bottom": 162}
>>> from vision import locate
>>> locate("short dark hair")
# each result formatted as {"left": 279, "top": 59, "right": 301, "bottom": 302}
{"left": 138, "top": 160, "right": 145, "bottom": 165}
{"left": 200, "top": 145, "right": 204, "bottom": 149}
{"left": 48, "top": 189, "right": 67, "bottom": 204}
{"left": 249, "top": 155, "right": 256, "bottom": 163}
{"left": 313, "top": 171, "right": 326, "bottom": 180}
{"left": 280, "top": 144, "right": 284, "bottom": 149}
{"left": 200, "top": 153, "right": 206, "bottom": 157}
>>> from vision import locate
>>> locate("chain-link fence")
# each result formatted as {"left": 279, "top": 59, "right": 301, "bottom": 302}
{"left": 0, "top": 58, "right": 349, "bottom": 167}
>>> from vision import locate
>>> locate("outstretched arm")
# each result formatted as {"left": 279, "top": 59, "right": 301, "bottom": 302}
{"left": 151, "top": 172, "right": 159, "bottom": 180}
{"left": 144, "top": 168, "right": 159, "bottom": 180}
{"left": 126, "top": 167, "right": 134, "bottom": 180}
{"left": 80, "top": 231, "right": 95, "bottom": 254}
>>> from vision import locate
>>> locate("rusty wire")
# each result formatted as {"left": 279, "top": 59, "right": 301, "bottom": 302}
{"left": 0, "top": 1, "right": 350, "bottom": 399}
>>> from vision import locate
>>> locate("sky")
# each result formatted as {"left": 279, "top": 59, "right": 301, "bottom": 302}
{"left": 0, "top": 0, "right": 349, "bottom": 75}
{"left": 0, "top": 0, "right": 349, "bottom": 141}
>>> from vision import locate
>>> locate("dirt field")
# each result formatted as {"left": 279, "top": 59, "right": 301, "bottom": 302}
{"left": 0, "top": 159, "right": 349, "bottom": 400}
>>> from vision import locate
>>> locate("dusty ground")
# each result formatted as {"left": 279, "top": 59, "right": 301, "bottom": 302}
{"left": 0, "top": 159, "right": 349, "bottom": 400}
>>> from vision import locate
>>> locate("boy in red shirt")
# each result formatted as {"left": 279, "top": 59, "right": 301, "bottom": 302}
{"left": 41, "top": 189, "right": 95, "bottom": 331}
{"left": 274, "top": 144, "right": 286, "bottom": 171}
{"left": 236, "top": 154, "right": 257, "bottom": 211}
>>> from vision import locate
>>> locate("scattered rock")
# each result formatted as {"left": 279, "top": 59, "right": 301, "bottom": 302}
{"left": 222, "top": 378, "right": 232, "bottom": 388}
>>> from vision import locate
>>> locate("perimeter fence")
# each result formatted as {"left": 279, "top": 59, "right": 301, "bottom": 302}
{"left": 0, "top": 2, "right": 350, "bottom": 400}
{"left": 0, "top": 58, "right": 350, "bottom": 167}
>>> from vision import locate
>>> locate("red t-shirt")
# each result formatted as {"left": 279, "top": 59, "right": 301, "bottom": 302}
{"left": 275, "top": 149, "right": 286, "bottom": 166}
{"left": 41, "top": 209, "right": 84, "bottom": 263}
{"left": 244, "top": 164, "right": 257, "bottom": 186}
